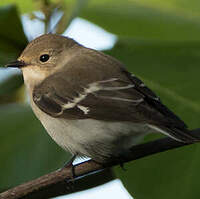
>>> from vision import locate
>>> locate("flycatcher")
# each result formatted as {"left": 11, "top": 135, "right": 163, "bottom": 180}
{"left": 6, "top": 34, "right": 198, "bottom": 163}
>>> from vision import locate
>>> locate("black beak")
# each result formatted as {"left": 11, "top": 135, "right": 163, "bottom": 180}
{"left": 5, "top": 60, "right": 26, "bottom": 68}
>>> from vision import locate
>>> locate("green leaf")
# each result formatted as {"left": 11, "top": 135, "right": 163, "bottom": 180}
{"left": 3, "top": 0, "right": 200, "bottom": 41}
{"left": 106, "top": 39, "right": 200, "bottom": 199}
{"left": 0, "top": 73, "right": 23, "bottom": 95}
{"left": 0, "top": 0, "right": 74, "bottom": 14}
{"left": 0, "top": 5, "right": 27, "bottom": 66}
{"left": 130, "top": 0, "right": 200, "bottom": 17}
{"left": 115, "top": 144, "right": 200, "bottom": 199}
{"left": 0, "top": 5, "right": 28, "bottom": 102}
{"left": 0, "top": 1, "right": 35, "bottom": 13}
{"left": 81, "top": 0, "right": 200, "bottom": 40}
{"left": 4, "top": 0, "right": 200, "bottom": 41}
{"left": 0, "top": 104, "right": 69, "bottom": 190}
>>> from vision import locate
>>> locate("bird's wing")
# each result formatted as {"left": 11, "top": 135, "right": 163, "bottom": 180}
{"left": 32, "top": 52, "right": 197, "bottom": 142}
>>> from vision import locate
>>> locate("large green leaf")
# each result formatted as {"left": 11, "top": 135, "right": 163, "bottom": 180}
{"left": 0, "top": 0, "right": 35, "bottom": 13}
{"left": 0, "top": 5, "right": 27, "bottom": 66}
{"left": 0, "top": 73, "right": 23, "bottom": 95}
{"left": 81, "top": 0, "right": 200, "bottom": 40}
{"left": 0, "top": 73, "right": 24, "bottom": 104}
{"left": 0, "top": 104, "right": 69, "bottom": 190}
{"left": 130, "top": 0, "right": 200, "bottom": 17}
{"left": 0, "top": 0, "right": 75, "bottom": 13}
{"left": 0, "top": 5, "right": 27, "bottom": 102}
{"left": 3, "top": 0, "right": 200, "bottom": 41}
{"left": 2, "top": 0, "right": 200, "bottom": 19}
{"left": 106, "top": 39, "right": 200, "bottom": 199}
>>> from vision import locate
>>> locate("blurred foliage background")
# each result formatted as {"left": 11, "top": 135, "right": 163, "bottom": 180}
{"left": 1, "top": 0, "right": 200, "bottom": 199}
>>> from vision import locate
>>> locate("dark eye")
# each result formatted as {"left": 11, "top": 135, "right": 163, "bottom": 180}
{"left": 40, "top": 54, "right": 50, "bottom": 62}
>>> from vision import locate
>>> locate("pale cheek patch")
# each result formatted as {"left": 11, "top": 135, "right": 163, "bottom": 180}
{"left": 22, "top": 67, "right": 47, "bottom": 87}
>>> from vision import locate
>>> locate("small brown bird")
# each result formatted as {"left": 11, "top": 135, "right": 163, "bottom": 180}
{"left": 6, "top": 34, "right": 198, "bottom": 163}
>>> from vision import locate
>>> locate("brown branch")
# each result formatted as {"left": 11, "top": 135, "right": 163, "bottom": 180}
{"left": 1, "top": 128, "right": 200, "bottom": 199}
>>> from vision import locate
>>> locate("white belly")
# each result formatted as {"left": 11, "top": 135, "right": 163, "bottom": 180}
{"left": 31, "top": 100, "right": 150, "bottom": 162}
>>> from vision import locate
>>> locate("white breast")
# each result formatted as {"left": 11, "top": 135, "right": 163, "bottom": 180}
{"left": 22, "top": 66, "right": 151, "bottom": 161}
{"left": 29, "top": 98, "right": 150, "bottom": 161}
{"left": 22, "top": 67, "right": 47, "bottom": 90}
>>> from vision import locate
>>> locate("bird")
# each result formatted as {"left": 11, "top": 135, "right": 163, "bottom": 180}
{"left": 6, "top": 34, "right": 199, "bottom": 164}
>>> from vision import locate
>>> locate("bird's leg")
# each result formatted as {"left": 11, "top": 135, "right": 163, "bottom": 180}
{"left": 108, "top": 154, "right": 127, "bottom": 171}
{"left": 62, "top": 155, "right": 77, "bottom": 191}
{"left": 63, "top": 155, "right": 76, "bottom": 169}
{"left": 62, "top": 155, "right": 76, "bottom": 178}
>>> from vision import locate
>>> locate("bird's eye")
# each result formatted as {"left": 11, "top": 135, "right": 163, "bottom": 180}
{"left": 40, "top": 54, "right": 50, "bottom": 62}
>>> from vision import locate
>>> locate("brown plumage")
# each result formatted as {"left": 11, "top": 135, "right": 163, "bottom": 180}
{"left": 6, "top": 34, "right": 199, "bottom": 162}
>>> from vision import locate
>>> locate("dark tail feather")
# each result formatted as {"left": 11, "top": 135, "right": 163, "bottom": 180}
{"left": 150, "top": 125, "right": 200, "bottom": 143}
{"left": 165, "top": 127, "right": 200, "bottom": 143}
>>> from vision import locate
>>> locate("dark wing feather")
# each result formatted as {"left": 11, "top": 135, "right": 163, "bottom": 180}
{"left": 33, "top": 51, "right": 198, "bottom": 142}
{"left": 33, "top": 75, "right": 147, "bottom": 121}
{"left": 121, "top": 68, "right": 187, "bottom": 128}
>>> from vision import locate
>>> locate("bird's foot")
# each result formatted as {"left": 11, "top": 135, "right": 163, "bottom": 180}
{"left": 62, "top": 155, "right": 76, "bottom": 191}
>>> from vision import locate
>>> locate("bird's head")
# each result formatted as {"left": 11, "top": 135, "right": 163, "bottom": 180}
{"left": 5, "top": 34, "right": 78, "bottom": 86}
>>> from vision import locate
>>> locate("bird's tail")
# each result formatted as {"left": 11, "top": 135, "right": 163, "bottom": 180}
{"left": 148, "top": 124, "right": 199, "bottom": 143}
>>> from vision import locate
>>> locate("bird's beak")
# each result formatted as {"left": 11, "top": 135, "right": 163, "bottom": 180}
{"left": 5, "top": 60, "right": 26, "bottom": 68}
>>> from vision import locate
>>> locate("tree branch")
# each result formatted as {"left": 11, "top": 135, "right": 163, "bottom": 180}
{"left": 1, "top": 128, "right": 200, "bottom": 199}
